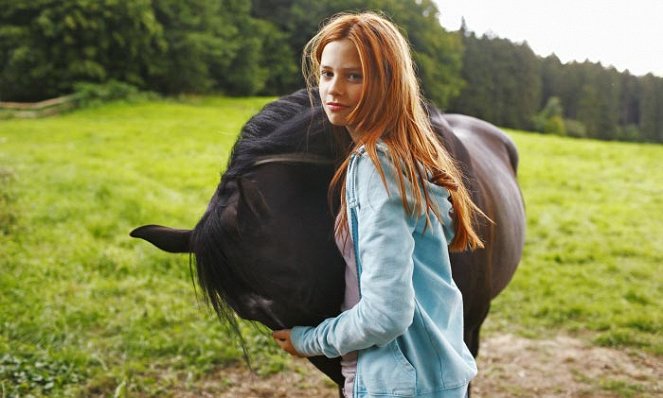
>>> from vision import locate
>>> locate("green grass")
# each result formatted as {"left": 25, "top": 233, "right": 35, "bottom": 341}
{"left": 0, "top": 97, "right": 278, "bottom": 397}
{"left": 1, "top": 98, "right": 661, "bottom": 396}
{"left": 487, "top": 131, "right": 662, "bottom": 354}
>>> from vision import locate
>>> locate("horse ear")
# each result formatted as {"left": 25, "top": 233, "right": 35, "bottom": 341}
{"left": 236, "top": 177, "right": 270, "bottom": 219}
{"left": 130, "top": 224, "right": 192, "bottom": 253}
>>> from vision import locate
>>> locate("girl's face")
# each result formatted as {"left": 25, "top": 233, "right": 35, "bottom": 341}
{"left": 319, "top": 39, "right": 364, "bottom": 137}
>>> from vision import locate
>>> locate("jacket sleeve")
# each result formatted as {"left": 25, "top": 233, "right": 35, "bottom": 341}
{"left": 290, "top": 152, "right": 417, "bottom": 358}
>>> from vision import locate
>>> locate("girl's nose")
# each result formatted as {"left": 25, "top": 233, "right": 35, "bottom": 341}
{"left": 328, "top": 77, "right": 343, "bottom": 96}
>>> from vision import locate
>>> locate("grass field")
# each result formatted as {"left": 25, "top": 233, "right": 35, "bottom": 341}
{"left": 1, "top": 97, "right": 661, "bottom": 397}
{"left": 490, "top": 129, "right": 662, "bottom": 351}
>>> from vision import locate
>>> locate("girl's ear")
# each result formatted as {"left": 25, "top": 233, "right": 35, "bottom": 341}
{"left": 130, "top": 225, "right": 192, "bottom": 253}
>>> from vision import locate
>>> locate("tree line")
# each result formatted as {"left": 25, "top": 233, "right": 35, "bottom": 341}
{"left": 1, "top": 0, "right": 661, "bottom": 142}
{"left": 447, "top": 27, "right": 663, "bottom": 143}
{"left": 0, "top": 0, "right": 461, "bottom": 107}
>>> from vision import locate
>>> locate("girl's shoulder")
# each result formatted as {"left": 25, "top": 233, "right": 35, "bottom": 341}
{"left": 353, "top": 141, "right": 448, "bottom": 194}
{"left": 352, "top": 140, "right": 390, "bottom": 158}
{"left": 350, "top": 142, "right": 393, "bottom": 184}
{"left": 352, "top": 140, "right": 452, "bottom": 215}
{"left": 352, "top": 140, "right": 398, "bottom": 176}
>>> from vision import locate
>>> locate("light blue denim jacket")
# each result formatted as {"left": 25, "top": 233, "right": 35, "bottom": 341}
{"left": 291, "top": 143, "right": 477, "bottom": 397}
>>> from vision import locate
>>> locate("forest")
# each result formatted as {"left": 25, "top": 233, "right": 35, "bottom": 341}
{"left": 1, "top": 0, "right": 662, "bottom": 142}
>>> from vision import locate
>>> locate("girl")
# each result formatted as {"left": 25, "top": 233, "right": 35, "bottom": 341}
{"left": 273, "top": 12, "right": 484, "bottom": 398}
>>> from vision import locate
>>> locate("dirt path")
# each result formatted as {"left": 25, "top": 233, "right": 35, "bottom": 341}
{"left": 471, "top": 334, "right": 660, "bottom": 397}
{"left": 173, "top": 334, "right": 661, "bottom": 397}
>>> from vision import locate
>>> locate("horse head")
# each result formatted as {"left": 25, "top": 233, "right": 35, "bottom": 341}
{"left": 130, "top": 89, "right": 347, "bottom": 383}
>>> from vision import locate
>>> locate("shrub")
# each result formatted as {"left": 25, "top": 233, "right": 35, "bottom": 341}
{"left": 564, "top": 119, "right": 588, "bottom": 138}
{"left": 616, "top": 124, "right": 642, "bottom": 142}
{"left": 532, "top": 97, "right": 566, "bottom": 135}
{"left": 73, "top": 80, "right": 158, "bottom": 107}
{"left": 544, "top": 115, "right": 566, "bottom": 135}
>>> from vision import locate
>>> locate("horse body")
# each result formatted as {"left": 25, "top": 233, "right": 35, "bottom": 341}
{"left": 433, "top": 112, "right": 525, "bottom": 355}
{"left": 131, "top": 90, "right": 525, "bottom": 385}
{"left": 444, "top": 114, "right": 524, "bottom": 299}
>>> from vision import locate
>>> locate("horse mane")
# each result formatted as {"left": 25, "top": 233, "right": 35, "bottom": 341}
{"left": 222, "top": 88, "right": 337, "bottom": 179}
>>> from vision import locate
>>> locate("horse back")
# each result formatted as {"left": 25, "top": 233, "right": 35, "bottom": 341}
{"left": 440, "top": 113, "right": 525, "bottom": 299}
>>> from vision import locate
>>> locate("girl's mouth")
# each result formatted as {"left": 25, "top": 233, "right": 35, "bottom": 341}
{"left": 326, "top": 102, "right": 347, "bottom": 112}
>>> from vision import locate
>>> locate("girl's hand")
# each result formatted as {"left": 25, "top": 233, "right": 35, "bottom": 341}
{"left": 272, "top": 329, "right": 305, "bottom": 357}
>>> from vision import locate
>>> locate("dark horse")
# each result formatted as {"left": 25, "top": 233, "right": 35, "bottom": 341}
{"left": 130, "top": 89, "right": 525, "bottom": 386}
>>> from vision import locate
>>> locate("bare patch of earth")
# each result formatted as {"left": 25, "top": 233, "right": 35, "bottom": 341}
{"left": 172, "top": 334, "right": 661, "bottom": 397}
{"left": 472, "top": 334, "right": 660, "bottom": 397}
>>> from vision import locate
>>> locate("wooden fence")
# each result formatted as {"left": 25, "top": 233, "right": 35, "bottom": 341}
{"left": 0, "top": 94, "right": 80, "bottom": 119}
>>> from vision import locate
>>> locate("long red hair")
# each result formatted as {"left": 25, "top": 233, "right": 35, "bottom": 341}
{"left": 303, "top": 12, "right": 485, "bottom": 251}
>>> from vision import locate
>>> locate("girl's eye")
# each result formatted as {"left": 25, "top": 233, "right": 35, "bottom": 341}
{"left": 348, "top": 73, "right": 362, "bottom": 81}
{"left": 321, "top": 70, "right": 333, "bottom": 79}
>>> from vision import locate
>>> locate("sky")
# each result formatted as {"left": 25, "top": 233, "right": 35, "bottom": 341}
{"left": 433, "top": 0, "right": 663, "bottom": 77}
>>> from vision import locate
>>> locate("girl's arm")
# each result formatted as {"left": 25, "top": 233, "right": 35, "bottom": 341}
{"left": 287, "top": 153, "right": 417, "bottom": 358}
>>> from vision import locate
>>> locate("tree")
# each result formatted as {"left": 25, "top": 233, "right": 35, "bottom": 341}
{"left": 640, "top": 74, "right": 663, "bottom": 142}
{"left": 540, "top": 55, "right": 563, "bottom": 109}
{"left": 0, "top": 0, "right": 292, "bottom": 99}
{"left": 0, "top": 0, "right": 165, "bottom": 101}
{"left": 150, "top": 0, "right": 256, "bottom": 94}
{"left": 251, "top": 0, "right": 465, "bottom": 107}
{"left": 447, "top": 32, "right": 493, "bottom": 120}
{"left": 619, "top": 71, "right": 641, "bottom": 127}
{"left": 448, "top": 33, "right": 541, "bottom": 129}
{"left": 573, "top": 62, "right": 620, "bottom": 140}
{"left": 251, "top": 20, "right": 299, "bottom": 95}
